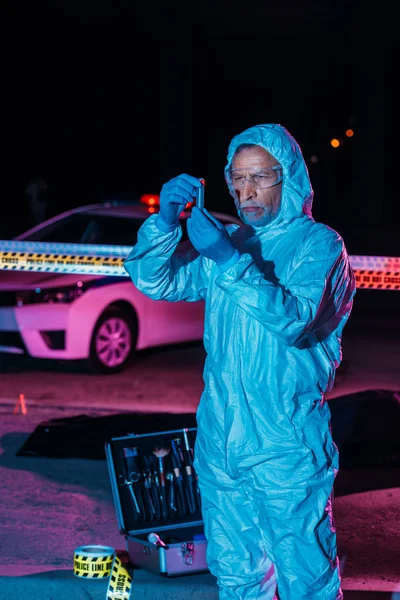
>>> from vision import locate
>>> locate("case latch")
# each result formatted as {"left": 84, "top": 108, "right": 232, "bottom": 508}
{"left": 180, "top": 542, "right": 195, "bottom": 565}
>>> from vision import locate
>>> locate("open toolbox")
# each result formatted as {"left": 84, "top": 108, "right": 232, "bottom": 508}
{"left": 105, "top": 427, "right": 209, "bottom": 576}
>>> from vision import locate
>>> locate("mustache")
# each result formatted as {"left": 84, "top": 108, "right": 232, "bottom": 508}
{"left": 240, "top": 203, "right": 263, "bottom": 210}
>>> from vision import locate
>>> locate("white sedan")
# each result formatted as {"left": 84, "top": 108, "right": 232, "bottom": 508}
{"left": 0, "top": 201, "right": 240, "bottom": 373}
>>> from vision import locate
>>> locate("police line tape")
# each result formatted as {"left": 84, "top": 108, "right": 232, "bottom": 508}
{"left": 73, "top": 545, "right": 132, "bottom": 599}
{"left": 0, "top": 241, "right": 399, "bottom": 290}
{"left": 354, "top": 271, "right": 400, "bottom": 290}
{"left": 0, "top": 250, "right": 126, "bottom": 276}
{"left": 0, "top": 240, "right": 132, "bottom": 257}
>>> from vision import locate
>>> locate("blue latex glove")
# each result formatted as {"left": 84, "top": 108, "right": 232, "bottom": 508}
{"left": 187, "top": 207, "right": 240, "bottom": 267}
{"left": 157, "top": 174, "right": 202, "bottom": 233}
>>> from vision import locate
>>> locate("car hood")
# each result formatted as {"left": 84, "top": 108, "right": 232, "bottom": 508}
{"left": 0, "top": 271, "right": 102, "bottom": 291}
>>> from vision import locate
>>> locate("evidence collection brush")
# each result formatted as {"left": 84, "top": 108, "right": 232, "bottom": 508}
{"left": 170, "top": 438, "right": 187, "bottom": 515}
{"left": 152, "top": 445, "right": 170, "bottom": 520}
{"left": 183, "top": 428, "right": 201, "bottom": 510}
{"left": 173, "top": 436, "right": 196, "bottom": 514}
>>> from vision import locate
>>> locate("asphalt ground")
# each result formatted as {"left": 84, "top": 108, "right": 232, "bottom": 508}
{"left": 0, "top": 327, "right": 399, "bottom": 598}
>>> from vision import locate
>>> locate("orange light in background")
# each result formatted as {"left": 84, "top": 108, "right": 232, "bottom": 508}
{"left": 140, "top": 194, "right": 160, "bottom": 206}
{"left": 345, "top": 129, "right": 354, "bottom": 137}
{"left": 148, "top": 206, "right": 155, "bottom": 213}
{"left": 330, "top": 138, "right": 340, "bottom": 148}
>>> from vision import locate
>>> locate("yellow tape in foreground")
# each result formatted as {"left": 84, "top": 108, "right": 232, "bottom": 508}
{"left": 73, "top": 545, "right": 132, "bottom": 599}
{"left": 1, "top": 248, "right": 400, "bottom": 290}
{"left": 0, "top": 251, "right": 126, "bottom": 276}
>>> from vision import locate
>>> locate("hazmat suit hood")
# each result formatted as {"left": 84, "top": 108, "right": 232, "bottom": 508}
{"left": 225, "top": 123, "right": 313, "bottom": 226}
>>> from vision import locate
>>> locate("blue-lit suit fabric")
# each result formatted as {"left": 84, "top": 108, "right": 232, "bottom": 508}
{"left": 124, "top": 124, "right": 356, "bottom": 599}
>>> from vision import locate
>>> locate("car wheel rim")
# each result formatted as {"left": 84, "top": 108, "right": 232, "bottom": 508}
{"left": 95, "top": 317, "right": 132, "bottom": 368}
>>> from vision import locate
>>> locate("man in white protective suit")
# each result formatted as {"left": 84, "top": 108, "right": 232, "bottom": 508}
{"left": 124, "top": 123, "right": 356, "bottom": 599}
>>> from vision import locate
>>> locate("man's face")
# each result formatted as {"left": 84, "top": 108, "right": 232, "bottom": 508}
{"left": 230, "top": 146, "right": 282, "bottom": 227}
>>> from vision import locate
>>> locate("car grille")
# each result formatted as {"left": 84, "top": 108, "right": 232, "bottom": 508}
{"left": 0, "top": 331, "right": 26, "bottom": 351}
{"left": 0, "top": 292, "right": 17, "bottom": 307}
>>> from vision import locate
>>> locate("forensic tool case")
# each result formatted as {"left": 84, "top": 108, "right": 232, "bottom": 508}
{"left": 105, "top": 427, "right": 209, "bottom": 577}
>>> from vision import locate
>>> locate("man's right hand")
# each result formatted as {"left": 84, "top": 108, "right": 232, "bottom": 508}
{"left": 156, "top": 174, "right": 202, "bottom": 233}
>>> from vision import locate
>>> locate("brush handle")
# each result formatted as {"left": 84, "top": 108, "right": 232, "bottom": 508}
{"left": 184, "top": 467, "right": 196, "bottom": 514}
{"left": 175, "top": 476, "right": 187, "bottom": 515}
{"left": 143, "top": 482, "right": 156, "bottom": 518}
{"left": 158, "top": 456, "right": 166, "bottom": 487}
{"left": 157, "top": 457, "right": 169, "bottom": 519}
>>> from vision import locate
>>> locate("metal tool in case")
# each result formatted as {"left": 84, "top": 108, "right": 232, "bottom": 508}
{"left": 105, "top": 427, "right": 209, "bottom": 576}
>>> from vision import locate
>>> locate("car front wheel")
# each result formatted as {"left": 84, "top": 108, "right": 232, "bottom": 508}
{"left": 88, "top": 305, "right": 137, "bottom": 374}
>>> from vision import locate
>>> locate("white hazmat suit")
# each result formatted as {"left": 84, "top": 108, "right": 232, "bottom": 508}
{"left": 124, "top": 124, "right": 356, "bottom": 599}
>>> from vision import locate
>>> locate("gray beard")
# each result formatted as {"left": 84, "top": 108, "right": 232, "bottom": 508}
{"left": 237, "top": 206, "right": 278, "bottom": 228}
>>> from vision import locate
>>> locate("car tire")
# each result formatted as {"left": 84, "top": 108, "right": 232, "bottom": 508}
{"left": 88, "top": 305, "right": 137, "bottom": 374}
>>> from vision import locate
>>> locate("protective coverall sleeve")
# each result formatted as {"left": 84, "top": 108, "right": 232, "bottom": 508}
{"left": 215, "top": 230, "right": 355, "bottom": 347}
{"left": 123, "top": 214, "right": 209, "bottom": 302}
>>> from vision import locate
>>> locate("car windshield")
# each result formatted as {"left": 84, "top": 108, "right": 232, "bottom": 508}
{"left": 19, "top": 211, "right": 238, "bottom": 247}
{"left": 20, "top": 214, "right": 144, "bottom": 246}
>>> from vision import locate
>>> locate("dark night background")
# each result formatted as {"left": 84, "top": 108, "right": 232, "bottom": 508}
{"left": 1, "top": 0, "right": 396, "bottom": 256}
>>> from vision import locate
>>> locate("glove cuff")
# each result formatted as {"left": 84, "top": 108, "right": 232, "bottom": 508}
{"left": 217, "top": 249, "right": 241, "bottom": 272}
{"left": 156, "top": 214, "right": 179, "bottom": 233}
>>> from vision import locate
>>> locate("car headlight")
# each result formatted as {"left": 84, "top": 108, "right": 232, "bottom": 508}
{"left": 16, "top": 281, "right": 92, "bottom": 306}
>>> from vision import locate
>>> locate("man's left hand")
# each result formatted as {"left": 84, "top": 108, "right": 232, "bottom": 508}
{"left": 187, "top": 207, "right": 236, "bottom": 266}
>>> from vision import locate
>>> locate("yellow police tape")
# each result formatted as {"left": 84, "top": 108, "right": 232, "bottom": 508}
{"left": 0, "top": 251, "right": 126, "bottom": 276}
{"left": 1, "top": 250, "right": 400, "bottom": 290}
{"left": 73, "top": 545, "right": 132, "bottom": 599}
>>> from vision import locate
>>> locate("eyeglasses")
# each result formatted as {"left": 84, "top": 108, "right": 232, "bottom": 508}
{"left": 226, "top": 166, "right": 283, "bottom": 191}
